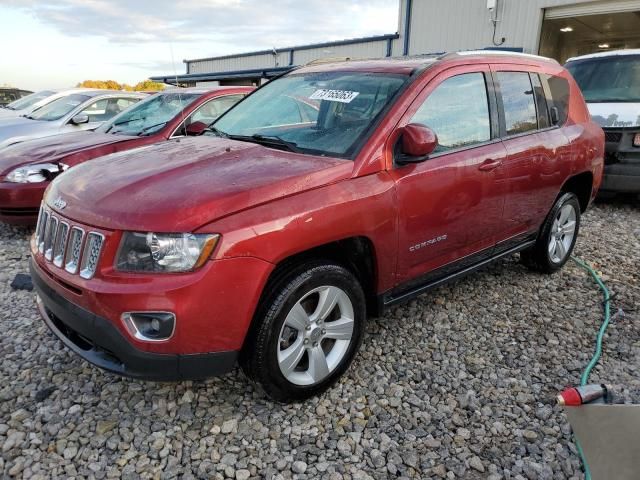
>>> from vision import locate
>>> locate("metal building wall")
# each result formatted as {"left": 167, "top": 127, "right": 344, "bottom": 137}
{"left": 400, "top": 0, "right": 599, "bottom": 56}
{"left": 292, "top": 40, "right": 391, "bottom": 64}
{"left": 186, "top": 35, "right": 398, "bottom": 76}
{"left": 187, "top": 52, "right": 290, "bottom": 75}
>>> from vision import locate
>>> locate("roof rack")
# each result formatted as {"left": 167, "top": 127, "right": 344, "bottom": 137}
{"left": 305, "top": 57, "right": 352, "bottom": 66}
{"left": 445, "top": 50, "right": 558, "bottom": 64}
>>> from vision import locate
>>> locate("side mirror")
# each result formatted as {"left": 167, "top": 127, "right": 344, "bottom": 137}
{"left": 70, "top": 114, "right": 89, "bottom": 125}
{"left": 549, "top": 106, "right": 560, "bottom": 126}
{"left": 397, "top": 123, "right": 438, "bottom": 164}
{"left": 185, "top": 121, "right": 208, "bottom": 136}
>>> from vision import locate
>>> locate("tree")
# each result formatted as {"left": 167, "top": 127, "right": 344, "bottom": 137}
{"left": 132, "top": 80, "right": 165, "bottom": 91}
{"left": 76, "top": 79, "right": 165, "bottom": 91}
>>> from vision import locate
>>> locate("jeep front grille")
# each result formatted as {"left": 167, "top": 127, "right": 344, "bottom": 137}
{"left": 35, "top": 206, "right": 105, "bottom": 279}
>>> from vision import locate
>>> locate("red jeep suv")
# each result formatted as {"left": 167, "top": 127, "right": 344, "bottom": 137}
{"left": 30, "top": 52, "right": 604, "bottom": 401}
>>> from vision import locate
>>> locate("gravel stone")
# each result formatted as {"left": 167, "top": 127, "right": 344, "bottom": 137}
{"left": 0, "top": 201, "right": 638, "bottom": 479}
{"left": 291, "top": 460, "right": 307, "bottom": 474}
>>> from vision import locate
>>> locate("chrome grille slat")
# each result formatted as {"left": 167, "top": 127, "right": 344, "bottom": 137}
{"left": 65, "top": 227, "right": 85, "bottom": 274}
{"left": 80, "top": 232, "right": 104, "bottom": 279}
{"left": 44, "top": 216, "right": 59, "bottom": 261}
{"left": 37, "top": 206, "right": 105, "bottom": 278}
{"left": 38, "top": 211, "right": 50, "bottom": 253}
{"left": 53, "top": 222, "right": 69, "bottom": 267}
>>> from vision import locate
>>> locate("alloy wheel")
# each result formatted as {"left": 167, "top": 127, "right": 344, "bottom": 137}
{"left": 548, "top": 203, "right": 576, "bottom": 263}
{"left": 277, "top": 285, "right": 355, "bottom": 386}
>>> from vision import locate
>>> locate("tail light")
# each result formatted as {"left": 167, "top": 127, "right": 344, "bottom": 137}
{"left": 633, "top": 133, "right": 640, "bottom": 147}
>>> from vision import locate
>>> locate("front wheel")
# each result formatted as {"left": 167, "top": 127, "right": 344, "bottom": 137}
{"left": 240, "top": 262, "right": 366, "bottom": 402}
{"left": 521, "top": 192, "right": 581, "bottom": 273}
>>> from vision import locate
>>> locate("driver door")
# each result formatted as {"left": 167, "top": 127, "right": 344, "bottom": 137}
{"left": 389, "top": 66, "right": 509, "bottom": 285}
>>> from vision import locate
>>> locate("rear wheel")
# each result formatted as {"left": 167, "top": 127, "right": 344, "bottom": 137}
{"left": 521, "top": 192, "right": 580, "bottom": 273}
{"left": 240, "top": 262, "right": 366, "bottom": 402}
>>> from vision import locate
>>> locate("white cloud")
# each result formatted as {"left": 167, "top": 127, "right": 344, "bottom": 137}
{"left": 0, "top": 1, "right": 399, "bottom": 89}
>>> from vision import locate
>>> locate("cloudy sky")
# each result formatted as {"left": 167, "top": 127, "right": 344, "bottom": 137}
{"left": 0, "top": 0, "right": 399, "bottom": 90}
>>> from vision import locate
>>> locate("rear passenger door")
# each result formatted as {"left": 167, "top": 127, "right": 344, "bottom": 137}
{"left": 391, "top": 66, "right": 509, "bottom": 284}
{"left": 491, "top": 67, "right": 572, "bottom": 245}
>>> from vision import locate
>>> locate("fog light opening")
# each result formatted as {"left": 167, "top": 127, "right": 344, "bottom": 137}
{"left": 122, "top": 312, "right": 176, "bottom": 342}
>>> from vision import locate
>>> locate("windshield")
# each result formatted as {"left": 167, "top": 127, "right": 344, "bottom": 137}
{"left": 99, "top": 92, "right": 200, "bottom": 135}
{"left": 28, "top": 93, "right": 90, "bottom": 121}
{"left": 566, "top": 55, "right": 640, "bottom": 102}
{"left": 5, "top": 90, "right": 55, "bottom": 111}
{"left": 213, "top": 71, "right": 408, "bottom": 158}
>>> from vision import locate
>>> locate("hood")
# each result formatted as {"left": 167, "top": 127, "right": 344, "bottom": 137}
{"left": 0, "top": 108, "right": 26, "bottom": 119}
{"left": 46, "top": 136, "right": 353, "bottom": 232}
{"left": 0, "top": 116, "right": 57, "bottom": 147}
{"left": 0, "top": 131, "right": 137, "bottom": 176}
{"left": 588, "top": 102, "right": 640, "bottom": 128}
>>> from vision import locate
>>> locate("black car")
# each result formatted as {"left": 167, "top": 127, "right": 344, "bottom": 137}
{"left": 0, "top": 88, "right": 33, "bottom": 107}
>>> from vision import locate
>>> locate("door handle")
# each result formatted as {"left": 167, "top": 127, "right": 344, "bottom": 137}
{"left": 478, "top": 158, "right": 503, "bottom": 171}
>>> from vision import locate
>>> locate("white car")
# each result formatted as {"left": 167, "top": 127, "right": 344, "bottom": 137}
{"left": 0, "top": 90, "right": 146, "bottom": 149}
{"left": 565, "top": 49, "right": 640, "bottom": 194}
{"left": 0, "top": 88, "right": 99, "bottom": 119}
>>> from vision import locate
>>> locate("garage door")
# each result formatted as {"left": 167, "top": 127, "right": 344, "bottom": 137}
{"left": 539, "top": 2, "right": 640, "bottom": 62}
{"left": 545, "top": 0, "right": 640, "bottom": 19}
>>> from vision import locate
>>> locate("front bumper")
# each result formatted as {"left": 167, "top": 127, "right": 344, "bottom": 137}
{"left": 601, "top": 163, "right": 640, "bottom": 193}
{"left": 31, "top": 258, "right": 238, "bottom": 381}
{"left": 0, "top": 181, "right": 46, "bottom": 225}
{"left": 601, "top": 128, "right": 640, "bottom": 193}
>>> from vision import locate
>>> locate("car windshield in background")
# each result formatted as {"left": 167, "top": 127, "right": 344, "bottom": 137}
{"left": 100, "top": 92, "right": 200, "bottom": 136}
{"left": 5, "top": 90, "right": 55, "bottom": 110}
{"left": 27, "top": 94, "right": 91, "bottom": 121}
{"left": 566, "top": 55, "right": 640, "bottom": 103}
{"left": 212, "top": 71, "right": 408, "bottom": 158}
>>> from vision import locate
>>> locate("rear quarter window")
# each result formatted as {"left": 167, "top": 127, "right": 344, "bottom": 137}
{"left": 541, "top": 74, "right": 570, "bottom": 126}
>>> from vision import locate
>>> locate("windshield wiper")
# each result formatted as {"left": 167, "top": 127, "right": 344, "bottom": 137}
{"left": 248, "top": 134, "right": 301, "bottom": 153}
{"left": 137, "top": 121, "right": 167, "bottom": 136}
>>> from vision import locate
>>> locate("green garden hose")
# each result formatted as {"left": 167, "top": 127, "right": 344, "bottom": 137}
{"left": 569, "top": 256, "right": 614, "bottom": 480}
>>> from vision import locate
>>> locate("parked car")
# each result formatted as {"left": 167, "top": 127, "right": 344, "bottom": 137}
{"left": 0, "top": 89, "right": 98, "bottom": 119}
{"left": 0, "top": 87, "right": 252, "bottom": 225}
{"left": 31, "top": 52, "right": 603, "bottom": 401}
{"left": 0, "top": 87, "right": 32, "bottom": 106}
{"left": 0, "top": 90, "right": 146, "bottom": 149}
{"left": 565, "top": 50, "right": 640, "bottom": 195}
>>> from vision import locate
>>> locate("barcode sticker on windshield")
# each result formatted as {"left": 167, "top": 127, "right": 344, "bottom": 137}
{"left": 309, "top": 89, "right": 359, "bottom": 103}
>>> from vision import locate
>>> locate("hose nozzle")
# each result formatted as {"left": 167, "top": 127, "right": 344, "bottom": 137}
{"left": 557, "top": 384, "right": 608, "bottom": 406}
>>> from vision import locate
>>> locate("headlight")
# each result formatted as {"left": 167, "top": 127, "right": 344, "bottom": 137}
{"left": 115, "top": 232, "right": 219, "bottom": 273}
{"left": 5, "top": 163, "right": 67, "bottom": 183}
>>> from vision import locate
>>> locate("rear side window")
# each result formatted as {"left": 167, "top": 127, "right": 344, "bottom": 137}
{"left": 497, "top": 72, "right": 537, "bottom": 135}
{"left": 541, "top": 74, "right": 570, "bottom": 126}
{"left": 530, "top": 74, "right": 550, "bottom": 129}
{"left": 410, "top": 72, "right": 491, "bottom": 152}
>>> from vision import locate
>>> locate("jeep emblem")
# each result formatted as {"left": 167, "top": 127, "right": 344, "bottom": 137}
{"left": 53, "top": 197, "right": 67, "bottom": 210}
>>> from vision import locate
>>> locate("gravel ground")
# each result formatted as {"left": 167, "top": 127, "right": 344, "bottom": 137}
{"left": 1, "top": 201, "right": 638, "bottom": 480}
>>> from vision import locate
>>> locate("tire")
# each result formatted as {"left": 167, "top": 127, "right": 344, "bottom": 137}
{"left": 240, "top": 262, "right": 366, "bottom": 402}
{"left": 521, "top": 192, "right": 581, "bottom": 274}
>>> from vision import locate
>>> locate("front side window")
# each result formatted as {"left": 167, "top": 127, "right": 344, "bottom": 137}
{"left": 213, "top": 71, "right": 408, "bottom": 158}
{"left": 410, "top": 72, "right": 491, "bottom": 153}
{"left": 190, "top": 95, "right": 245, "bottom": 125}
{"left": 28, "top": 94, "right": 90, "bottom": 121}
{"left": 78, "top": 97, "right": 140, "bottom": 123}
{"left": 5, "top": 90, "right": 54, "bottom": 111}
{"left": 497, "top": 72, "right": 537, "bottom": 135}
{"left": 99, "top": 92, "right": 200, "bottom": 136}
